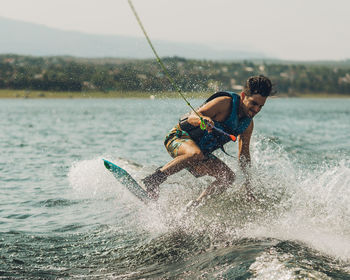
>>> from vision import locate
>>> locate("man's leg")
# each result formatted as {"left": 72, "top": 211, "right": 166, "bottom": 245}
{"left": 187, "top": 156, "right": 235, "bottom": 205}
{"left": 160, "top": 140, "right": 205, "bottom": 175}
{"left": 143, "top": 143, "right": 235, "bottom": 203}
{"left": 142, "top": 140, "right": 205, "bottom": 199}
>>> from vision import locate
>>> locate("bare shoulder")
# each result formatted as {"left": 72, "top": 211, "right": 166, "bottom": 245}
{"left": 208, "top": 96, "right": 232, "bottom": 108}
{"left": 199, "top": 96, "right": 232, "bottom": 120}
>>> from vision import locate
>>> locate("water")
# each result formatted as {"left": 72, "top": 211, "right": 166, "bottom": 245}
{"left": 1, "top": 97, "right": 350, "bottom": 279}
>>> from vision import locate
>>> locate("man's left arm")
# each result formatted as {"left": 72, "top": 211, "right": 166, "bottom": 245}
{"left": 238, "top": 121, "right": 255, "bottom": 201}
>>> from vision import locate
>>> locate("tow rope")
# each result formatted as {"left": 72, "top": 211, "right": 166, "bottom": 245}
{"left": 127, "top": 0, "right": 236, "bottom": 142}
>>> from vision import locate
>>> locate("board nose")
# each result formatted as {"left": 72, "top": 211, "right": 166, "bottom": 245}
{"left": 103, "top": 159, "right": 112, "bottom": 170}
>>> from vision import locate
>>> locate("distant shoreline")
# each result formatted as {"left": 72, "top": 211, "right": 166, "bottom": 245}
{"left": 0, "top": 90, "right": 349, "bottom": 99}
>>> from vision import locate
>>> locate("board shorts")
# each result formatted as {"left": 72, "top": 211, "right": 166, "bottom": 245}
{"left": 164, "top": 124, "right": 218, "bottom": 177}
{"left": 164, "top": 124, "right": 192, "bottom": 158}
{"left": 164, "top": 124, "right": 217, "bottom": 159}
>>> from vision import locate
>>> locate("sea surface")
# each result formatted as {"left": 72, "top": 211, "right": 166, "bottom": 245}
{"left": 1, "top": 97, "right": 350, "bottom": 279}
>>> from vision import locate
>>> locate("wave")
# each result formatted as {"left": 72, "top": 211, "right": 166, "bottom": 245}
{"left": 68, "top": 137, "right": 350, "bottom": 263}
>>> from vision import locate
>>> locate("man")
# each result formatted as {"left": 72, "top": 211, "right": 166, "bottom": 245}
{"left": 142, "top": 75, "right": 272, "bottom": 206}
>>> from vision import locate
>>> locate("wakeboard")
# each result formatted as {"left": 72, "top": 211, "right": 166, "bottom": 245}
{"left": 103, "top": 159, "right": 151, "bottom": 203}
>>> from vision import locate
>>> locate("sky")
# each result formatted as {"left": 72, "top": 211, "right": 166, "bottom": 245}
{"left": 1, "top": 0, "right": 350, "bottom": 61}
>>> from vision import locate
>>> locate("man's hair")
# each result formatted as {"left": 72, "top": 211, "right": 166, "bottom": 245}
{"left": 244, "top": 75, "right": 272, "bottom": 97}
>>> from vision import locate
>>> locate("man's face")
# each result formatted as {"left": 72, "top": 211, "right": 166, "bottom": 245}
{"left": 241, "top": 93, "right": 267, "bottom": 118}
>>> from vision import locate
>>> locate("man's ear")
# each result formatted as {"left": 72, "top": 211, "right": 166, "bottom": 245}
{"left": 241, "top": 91, "right": 245, "bottom": 100}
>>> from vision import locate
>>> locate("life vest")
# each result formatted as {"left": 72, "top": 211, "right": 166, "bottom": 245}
{"left": 179, "top": 91, "right": 251, "bottom": 155}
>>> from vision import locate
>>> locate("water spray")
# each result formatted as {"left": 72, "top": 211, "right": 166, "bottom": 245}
{"left": 127, "top": 0, "right": 237, "bottom": 142}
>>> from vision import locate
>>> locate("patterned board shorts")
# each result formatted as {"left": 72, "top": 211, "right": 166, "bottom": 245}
{"left": 164, "top": 124, "right": 217, "bottom": 160}
{"left": 164, "top": 124, "right": 218, "bottom": 177}
{"left": 164, "top": 124, "right": 193, "bottom": 158}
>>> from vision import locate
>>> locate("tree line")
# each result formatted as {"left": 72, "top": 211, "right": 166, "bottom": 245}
{"left": 1, "top": 54, "right": 350, "bottom": 95}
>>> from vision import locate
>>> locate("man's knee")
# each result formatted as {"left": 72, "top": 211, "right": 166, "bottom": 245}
{"left": 219, "top": 170, "right": 235, "bottom": 185}
{"left": 185, "top": 149, "right": 205, "bottom": 161}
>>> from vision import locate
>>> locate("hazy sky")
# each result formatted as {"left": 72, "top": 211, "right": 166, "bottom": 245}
{"left": 1, "top": 0, "right": 350, "bottom": 60}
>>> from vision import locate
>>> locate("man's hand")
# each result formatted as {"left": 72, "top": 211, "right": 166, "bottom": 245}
{"left": 199, "top": 116, "right": 214, "bottom": 132}
{"left": 185, "top": 199, "right": 200, "bottom": 212}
